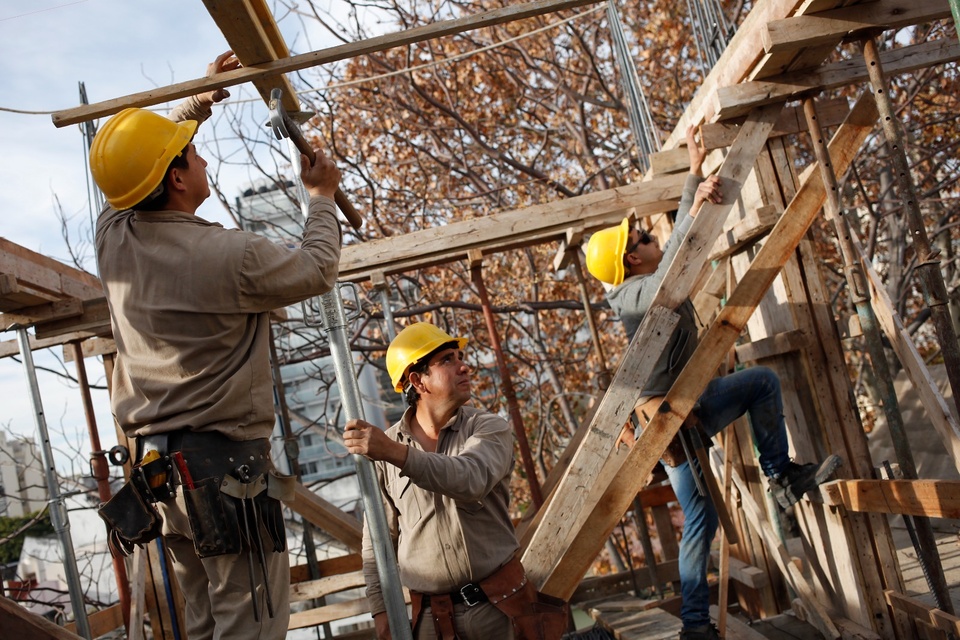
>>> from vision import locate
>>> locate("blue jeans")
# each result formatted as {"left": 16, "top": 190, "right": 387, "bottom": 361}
{"left": 662, "top": 366, "right": 790, "bottom": 627}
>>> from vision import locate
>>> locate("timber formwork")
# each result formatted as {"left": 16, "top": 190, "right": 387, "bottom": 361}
{"left": 3, "top": 0, "right": 960, "bottom": 638}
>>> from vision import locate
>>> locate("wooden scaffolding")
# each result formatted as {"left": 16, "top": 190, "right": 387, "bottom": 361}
{"left": 3, "top": 0, "right": 960, "bottom": 638}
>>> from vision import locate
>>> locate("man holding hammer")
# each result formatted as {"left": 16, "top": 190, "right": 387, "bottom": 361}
{"left": 91, "top": 50, "right": 342, "bottom": 639}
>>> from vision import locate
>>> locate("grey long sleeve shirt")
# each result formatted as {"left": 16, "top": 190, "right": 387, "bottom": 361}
{"left": 95, "top": 95, "right": 342, "bottom": 440}
{"left": 606, "top": 173, "right": 703, "bottom": 397}
{"left": 361, "top": 405, "right": 518, "bottom": 616}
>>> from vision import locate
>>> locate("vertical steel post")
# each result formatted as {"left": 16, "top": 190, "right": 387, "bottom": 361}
{"left": 69, "top": 341, "right": 131, "bottom": 630}
{"left": 15, "top": 327, "right": 91, "bottom": 638}
{"left": 861, "top": 36, "right": 960, "bottom": 423}
{"left": 469, "top": 256, "right": 544, "bottom": 508}
{"left": 286, "top": 138, "right": 410, "bottom": 639}
{"left": 802, "top": 97, "right": 953, "bottom": 612}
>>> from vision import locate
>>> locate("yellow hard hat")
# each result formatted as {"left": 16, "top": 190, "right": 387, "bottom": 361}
{"left": 89, "top": 108, "right": 198, "bottom": 210}
{"left": 386, "top": 322, "right": 468, "bottom": 393}
{"left": 585, "top": 217, "right": 631, "bottom": 286}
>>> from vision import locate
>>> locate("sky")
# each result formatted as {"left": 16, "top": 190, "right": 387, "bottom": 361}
{"left": 0, "top": 0, "right": 364, "bottom": 471}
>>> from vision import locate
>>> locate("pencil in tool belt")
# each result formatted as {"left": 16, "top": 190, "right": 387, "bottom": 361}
{"left": 172, "top": 451, "right": 195, "bottom": 489}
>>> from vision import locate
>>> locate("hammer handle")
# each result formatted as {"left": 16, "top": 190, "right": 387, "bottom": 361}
{"left": 286, "top": 120, "right": 363, "bottom": 230}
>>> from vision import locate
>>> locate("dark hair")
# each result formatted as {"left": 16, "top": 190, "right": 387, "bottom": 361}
{"left": 401, "top": 340, "right": 460, "bottom": 407}
{"left": 136, "top": 144, "right": 191, "bottom": 211}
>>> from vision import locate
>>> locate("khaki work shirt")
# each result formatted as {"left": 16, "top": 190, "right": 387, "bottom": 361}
{"left": 95, "top": 96, "right": 342, "bottom": 440}
{"left": 361, "top": 405, "right": 519, "bottom": 615}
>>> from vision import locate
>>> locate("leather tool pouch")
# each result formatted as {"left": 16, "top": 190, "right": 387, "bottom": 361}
{"left": 97, "top": 477, "right": 162, "bottom": 558}
{"left": 482, "top": 556, "right": 569, "bottom": 640}
{"left": 183, "top": 476, "right": 243, "bottom": 558}
{"left": 637, "top": 399, "right": 710, "bottom": 468}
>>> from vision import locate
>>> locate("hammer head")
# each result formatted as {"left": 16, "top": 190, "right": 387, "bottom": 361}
{"left": 267, "top": 88, "right": 290, "bottom": 141}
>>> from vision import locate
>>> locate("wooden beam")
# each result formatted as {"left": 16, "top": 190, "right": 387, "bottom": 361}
{"left": 763, "top": 0, "right": 951, "bottom": 54}
{"left": 290, "top": 552, "right": 363, "bottom": 584}
{"left": 33, "top": 297, "right": 112, "bottom": 340}
{"left": 338, "top": 172, "right": 686, "bottom": 282}
{"left": 51, "top": 0, "right": 606, "bottom": 127}
{"left": 289, "top": 570, "right": 366, "bottom": 603}
{"left": 699, "top": 97, "right": 849, "bottom": 150}
{"left": 1, "top": 299, "right": 83, "bottom": 327}
{"left": 0, "top": 330, "right": 104, "bottom": 360}
{"left": 290, "top": 483, "right": 363, "bottom": 552}
{"left": 709, "top": 552, "right": 770, "bottom": 590}
{"left": 201, "top": 0, "right": 300, "bottom": 111}
{"left": 709, "top": 203, "right": 782, "bottom": 261}
{"left": 714, "top": 38, "right": 960, "bottom": 120}
{"left": 821, "top": 479, "right": 960, "bottom": 519}
{"left": 0, "top": 594, "right": 84, "bottom": 639}
{"left": 521, "top": 102, "right": 785, "bottom": 598}
{"left": 734, "top": 329, "right": 809, "bottom": 363}
{"left": 65, "top": 603, "right": 123, "bottom": 638}
{"left": 62, "top": 337, "right": 117, "bottom": 362}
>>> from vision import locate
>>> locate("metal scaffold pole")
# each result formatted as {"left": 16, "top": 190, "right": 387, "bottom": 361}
{"left": 286, "top": 139, "right": 411, "bottom": 639}
{"left": 14, "top": 326, "right": 92, "bottom": 639}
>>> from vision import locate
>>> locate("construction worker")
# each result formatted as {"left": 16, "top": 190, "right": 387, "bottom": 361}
{"left": 344, "top": 322, "right": 567, "bottom": 640}
{"left": 91, "top": 51, "right": 343, "bottom": 640}
{"left": 584, "top": 127, "right": 841, "bottom": 640}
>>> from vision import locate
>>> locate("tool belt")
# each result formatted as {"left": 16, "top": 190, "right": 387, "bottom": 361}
{"left": 636, "top": 397, "right": 712, "bottom": 468}
{"left": 411, "top": 555, "right": 569, "bottom": 640}
{"left": 98, "top": 430, "right": 295, "bottom": 560}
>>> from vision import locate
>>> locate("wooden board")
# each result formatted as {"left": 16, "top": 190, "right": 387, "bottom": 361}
{"left": 714, "top": 38, "right": 960, "bottom": 120}
{"left": 291, "top": 482, "right": 363, "bottom": 552}
{"left": 821, "top": 479, "right": 960, "bottom": 519}
{"left": 762, "top": 0, "right": 951, "bottom": 54}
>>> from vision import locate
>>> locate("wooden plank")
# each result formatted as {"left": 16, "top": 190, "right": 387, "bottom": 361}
{"left": 288, "top": 592, "right": 410, "bottom": 630}
{"left": 338, "top": 172, "right": 686, "bottom": 282}
{"left": 62, "top": 337, "right": 117, "bottom": 362}
{"left": 65, "top": 603, "right": 123, "bottom": 637}
{"left": 51, "top": 0, "right": 607, "bottom": 127}
{"left": 201, "top": 0, "right": 299, "bottom": 111}
{"left": 290, "top": 552, "right": 363, "bottom": 584}
{"left": 734, "top": 329, "right": 809, "bottom": 362}
{"left": 699, "top": 97, "right": 849, "bottom": 150}
{"left": 709, "top": 203, "right": 782, "bottom": 260}
{"left": 649, "top": 147, "right": 690, "bottom": 175}
{"left": 33, "top": 297, "right": 112, "bottom": 340}
{"left": 0, "top": 330, "right": 104, "bottom": 359}
{"left": 570, "top": 561, "right": 681, "bottom": 603}
{"left": 0, "top": 594, "right": 84, "bottom": 639}
{"left": 852, "top": 233, "right": 960, "bottom": 474}
{"left": 709, "top": 552, "right": 770, "bottom": 590}
{"left": 1, "top": 298, "right": 83, "bottom": 327}
{"left": 522, "top": 103, "right": 784, "bottom": 599}
{"left": 289, "top": 570, "right": 366, "bottom": 602}
{"left": 290, "top": 482, "right": 363, "bottom": 551}
{"left": 709, "top": 605, "right": 768, "bottom": 640}
{"left": 714, "top": 38, "right": 960, "bottom": 120}
{"left": 763, "top": 0, "right": 951, "bottom": 54}
{"left": 821, "top": 479, "right": 960, "bottom": 519}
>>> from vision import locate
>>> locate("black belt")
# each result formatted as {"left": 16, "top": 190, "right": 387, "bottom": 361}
{"left": 424, "top": 583, "right": 488, "bottom": 608}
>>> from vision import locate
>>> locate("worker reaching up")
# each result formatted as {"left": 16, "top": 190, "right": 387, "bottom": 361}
{"left": 583, "top": 126, "right": 841, "bottom": 640}
{"left": 344, "top": 322, "right": 568, "bottom": 639}
{"left": 92, "top": 50, "right": 343, "bottom": 640}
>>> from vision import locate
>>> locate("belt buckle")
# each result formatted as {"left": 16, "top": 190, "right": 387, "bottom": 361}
{"left": 459, "top": 583, "right": 483, "bottom": 607}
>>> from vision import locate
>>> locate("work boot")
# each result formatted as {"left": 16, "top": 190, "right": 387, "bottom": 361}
{"left": 678, "top": 623, "right": 720, "bottom": 640}
{"left": 771, "top": 454, "right": 842, "bottom": 509}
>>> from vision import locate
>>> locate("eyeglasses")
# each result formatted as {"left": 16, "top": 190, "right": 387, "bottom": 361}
{"left": 625, "top": 228, "right": 653, "bottom": 255}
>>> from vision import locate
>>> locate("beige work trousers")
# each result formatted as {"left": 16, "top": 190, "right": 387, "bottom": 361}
{"left": 415, "top": 601, "right": 514, "bottom": 640}
{"left": 159, "top": 490, "right": 290, "bottom": 640}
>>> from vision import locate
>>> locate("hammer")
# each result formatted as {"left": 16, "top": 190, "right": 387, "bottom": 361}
{"left": 268, "top": 89, "right": 363, "bottom": 230}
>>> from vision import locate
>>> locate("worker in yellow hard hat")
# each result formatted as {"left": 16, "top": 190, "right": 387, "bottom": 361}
{"left": 344, "top": 322, "right": 568, "bottom": 639}
{"left": 91, "top": 51, "right": 343, "bottom": 640}
{"left": 584, "top": 128, "right": 840, "bottom": 640}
